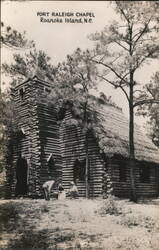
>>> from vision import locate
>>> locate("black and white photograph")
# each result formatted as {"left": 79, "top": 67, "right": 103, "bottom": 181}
{"left": 1, "top": 0, "right": 159, "bottom": 249}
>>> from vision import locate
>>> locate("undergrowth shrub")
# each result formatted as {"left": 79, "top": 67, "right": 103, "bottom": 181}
{"left": 40, "top": 204, "right": 49, "bottom": 213}
{"left": 120, "top": 214, "right": 155, "bottom": 230}
{"left": 0, "top": 202, "right": 21, "bottom": 232}
{"left": 102, "top": 234, "right": 155, "bottom": 250}
{"left": 99, "top": 195, "right": 122, "bottom": 216}
{"left": 0, "top": 203, "right": 19, "bottom": 223}
{"left": 8, "top": 229, "right": 50, "bottom": 249}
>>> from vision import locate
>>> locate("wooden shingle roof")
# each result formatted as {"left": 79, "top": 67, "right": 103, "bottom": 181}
{"left": 95, "top": 104, "right": 159, "bottom": 164}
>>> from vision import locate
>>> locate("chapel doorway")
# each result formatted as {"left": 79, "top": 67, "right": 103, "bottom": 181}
{"left": 15, "top": 157, "right": 28, "bottom": 196}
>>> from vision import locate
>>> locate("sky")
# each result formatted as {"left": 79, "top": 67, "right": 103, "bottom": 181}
{"left": 1, "top": 1, "right": 159, "bottom": 130}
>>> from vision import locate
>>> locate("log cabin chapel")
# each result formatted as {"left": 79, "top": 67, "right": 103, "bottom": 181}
{"left": 5, "top": 76, "right": 159, "bottom": 199}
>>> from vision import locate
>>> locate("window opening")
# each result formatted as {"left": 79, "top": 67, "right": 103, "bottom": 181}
{"left": 73, "top": 159, "right": 86, "bottom": 182}
{"left": 47, "top": 154, "right": 55, "bottom": 172}
{"left": 140, "top": 166, "right": 150, "bottom": 183}
{"left": 119, "top": 163, "right": 127, "bottom": 182}
{"left": 19, "top": 87, "right": 25, "bottom": 100}
{"left": 17, "top": 127, "right": 25, "bottom": 139}
{"left": 44, "top": 87, "right": 51, "bottom": 94}
{"left": 21, "top": 128, "right": 25, "bottom": 135}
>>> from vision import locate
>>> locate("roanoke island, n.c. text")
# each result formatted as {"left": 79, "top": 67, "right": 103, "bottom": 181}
{"left": 37, "top": 12, "right": 95, "bottom": 24}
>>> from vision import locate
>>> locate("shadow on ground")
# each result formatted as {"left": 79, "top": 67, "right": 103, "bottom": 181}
{"left": 0, "top": 199, "right": 159, "bottom": 249}
{"left": 7, "top": 229, "right": 51, "bottom": 250}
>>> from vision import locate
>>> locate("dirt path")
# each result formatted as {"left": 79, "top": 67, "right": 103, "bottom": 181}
{"left": 0, "top": 198, "right": 159, "bottom": 249}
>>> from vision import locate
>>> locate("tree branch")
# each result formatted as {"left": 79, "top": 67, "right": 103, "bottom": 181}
{"left": 92, "top": 59, "right": 128, "bottom": 85}
{"left": 114, "top": 40, "right": 129, "bottom": 52}
{"left": 116, "top": 2, "right": 131, "bottom": 28}
{"left": 97, "top": 74, "right": 130, "bottom": 102}
{"left": 133, "top": 16, "right": 152, "bottom": 49}
{"left": 133, "top": 99, "right": 159, "bottom": 108}
{"left": 146, "top": 86, "right": 154, "bottom": 97}
{"left": 133, "top": 89, "right": 145, "bottom": 95}
{"left": 133, "top": 48, "right": 158, "bottom": 72}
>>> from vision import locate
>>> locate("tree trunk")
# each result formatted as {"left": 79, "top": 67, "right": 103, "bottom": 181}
{"left": 85, "top": 132, "right": 89, "bottom": 198}
{"left": 129, "top": 73, "right": 137, "bottom": 203}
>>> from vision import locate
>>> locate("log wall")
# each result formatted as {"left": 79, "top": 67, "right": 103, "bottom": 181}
{"left": 109, "top": 157, "right": 159, "bottom": 198}
{"left": 37, "top": 103, "right": 62, "bottom": 194}
{"left": 5, "top": 78, "right": 61, "bottom": 198}
{"left": 60, "top": 111, "right": 106, "bottom": 197}
{"left": 5, "top": 79, "right": 43, "bottom": 197}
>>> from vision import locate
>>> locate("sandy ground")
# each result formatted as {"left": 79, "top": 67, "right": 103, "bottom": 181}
{"left": 0, "top": 198, "right": 159, "bottom": 249}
